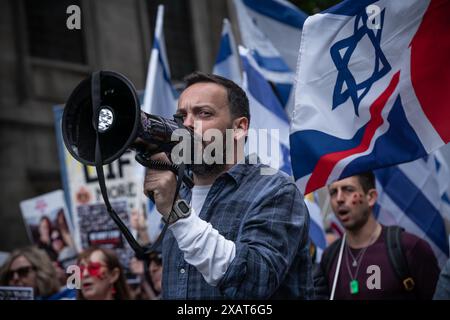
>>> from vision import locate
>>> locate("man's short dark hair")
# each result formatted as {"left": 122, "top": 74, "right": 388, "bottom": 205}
{"left": 183, "top": 72, "right": 250, "bottom": 125}
{"left": 355, "top": 171, "right": 376, "bottom": 193}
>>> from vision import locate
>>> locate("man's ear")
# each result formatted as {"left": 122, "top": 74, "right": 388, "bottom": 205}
{"left": 366, "top": 188, "right": 378, "bottom": 208}
{"left": 232, "top": 117, "right": 249, "bottom": 141}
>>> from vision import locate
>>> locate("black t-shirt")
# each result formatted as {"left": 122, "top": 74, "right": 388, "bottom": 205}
{"left": 322, "top": 226, "right": 440, "bottom": 299}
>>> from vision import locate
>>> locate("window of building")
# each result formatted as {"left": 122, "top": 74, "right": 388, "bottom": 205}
{"left": 24, "top": 0, "right": 86, "bottom": 64}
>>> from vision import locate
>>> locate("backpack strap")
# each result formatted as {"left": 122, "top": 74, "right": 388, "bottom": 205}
{"left": 386, "top": 226, "right": 415, "bottom": 292}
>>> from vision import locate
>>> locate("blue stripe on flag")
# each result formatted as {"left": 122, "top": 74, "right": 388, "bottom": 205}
{"left": 215, "top": 34, "right": 233, "bottom": 65}
{"left": 375, "top": 166, "right": 449, "bottom": 255}
{"left": 340, "top": 96, "right": 426, "bottom": 178}
{"left": 153, "top": 39, "right": 178, "bottom": 98}
{"left": 309, "top": 219, "right": 327, "bottom": 250}
{"left": 290, "top": 124, "right": 366, "bottom": 180}
{"left": 251, "top": 50, "right": 291, "bottom": 73}
{"left": 242, "top": 55, "right": 289, "bottom": 124}
{"left": 434, "top": 157, "right": 441, "bottom": 172}
{"left": 373, "top": 202, "right": 380, "bottom": 219}
{"left": 290, "top": 95, "right": 427, "bottom": 181}
{"left": 273, "top": 83, "right": 292, "bottom": 107}
{"left": 323, "top": 0, "right": 380, "bottom": 16}
{"left": 443, "top": 193, "right": 450, "bottom": 205}
{"left": 243, "top": 0, "right": 307, "bottom": 28}
{"left": 280, "top": 143, "right": 292, "bottom": 175}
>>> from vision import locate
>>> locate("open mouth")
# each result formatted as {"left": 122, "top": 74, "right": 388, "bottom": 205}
{"left": 82, "top": 281, "right": 94, "bottom": 290}
{"left": 337, "top": 208, "right": 350, "bottom": 221}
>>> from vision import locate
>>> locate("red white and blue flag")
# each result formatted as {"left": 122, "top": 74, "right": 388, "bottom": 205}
{"left": 290, "top": 0, "right": 450, "bottom": 194}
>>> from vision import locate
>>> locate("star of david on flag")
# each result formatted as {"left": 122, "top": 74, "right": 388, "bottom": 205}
{"left": 290, "top": 0, "right": 450, "bottom": 195}
{"left": 330, "top": 8, "right": 390, "bottom": 116}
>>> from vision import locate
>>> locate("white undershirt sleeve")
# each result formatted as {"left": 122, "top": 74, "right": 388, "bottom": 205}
{"left": 168, "top": 208, "right": 236, "bottom": 286}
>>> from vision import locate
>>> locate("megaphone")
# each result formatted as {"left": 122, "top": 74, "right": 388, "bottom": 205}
{"left": 61, "top": 70, "right": 192, "bottom": 258}
{"left": 62, "top": 70, "right": 190, "bottom": 167}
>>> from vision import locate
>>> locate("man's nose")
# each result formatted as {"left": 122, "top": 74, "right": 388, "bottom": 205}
{"left": 183, "top": 113, "right": 194, "bottom": 129}
{"left": 336, "top": 189, "right": 345, "bottom": 203}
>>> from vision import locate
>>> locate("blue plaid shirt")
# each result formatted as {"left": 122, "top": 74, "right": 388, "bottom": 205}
{"left": 161, "top": 161, "right": 314, "bottom": 299}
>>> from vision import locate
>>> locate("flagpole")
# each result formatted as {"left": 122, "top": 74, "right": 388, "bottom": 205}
{"left": 143, "top": 5, "right": 164, "bottom": 113}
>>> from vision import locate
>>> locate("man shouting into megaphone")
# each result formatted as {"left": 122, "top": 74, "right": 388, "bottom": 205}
{"left": 144, "top": 72, "right": 313, "bottom": 300}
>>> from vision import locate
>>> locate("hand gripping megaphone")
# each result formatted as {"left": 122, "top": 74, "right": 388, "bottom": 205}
{"left": 61, "top": 71, "right": 193, "bottom": 257}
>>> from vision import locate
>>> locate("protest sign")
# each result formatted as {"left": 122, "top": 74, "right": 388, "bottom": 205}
{"left": 19, "top": 190, "right": 77, "bottom": 266}
{"left": 0, "top": 286, "right": 34, "bottom": 300}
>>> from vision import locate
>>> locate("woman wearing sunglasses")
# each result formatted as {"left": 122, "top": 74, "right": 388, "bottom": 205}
{"left": 77, "top": 247, "right": 131, "bottom": 300}
{"left": 0, "top": 246, "right": 65, "bottom": 299}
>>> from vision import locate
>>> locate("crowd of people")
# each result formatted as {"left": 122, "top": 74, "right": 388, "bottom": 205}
{"left": 1, "top": 72, "right": 449, "bottom": 300}
{"left": 0, "top": 245, "right": 163, "bottom": 300}
{"left": 0, "top": 207, "right": 163, "bottom": 300}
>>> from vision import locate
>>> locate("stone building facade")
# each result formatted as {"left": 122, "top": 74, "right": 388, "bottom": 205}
{"left": 0, "top": 0, "right": 232, "bottom": 251}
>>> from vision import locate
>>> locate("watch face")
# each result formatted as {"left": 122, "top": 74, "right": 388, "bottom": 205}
{"left": 178, "top": 201, "right": 190, "bottom": 214}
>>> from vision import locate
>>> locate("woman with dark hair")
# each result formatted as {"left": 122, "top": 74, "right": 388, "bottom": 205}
{"left": 37, "top": 216, "right": 57, "bottom": 261}
{"left": 55, "top": 209, "right": 75, "bottom": 249}
{"left": 38, "top": 216, "right": 52, "bottom": 245}
{"left": 77, "top": 247, "right": 131, "bottom": 300}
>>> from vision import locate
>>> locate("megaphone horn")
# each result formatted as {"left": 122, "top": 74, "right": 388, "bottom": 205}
{"left": 62, "top": 70, "right": 190, "bottom": 167}
{"left": 61, "top": 71, "right": 193, "bottom": 258}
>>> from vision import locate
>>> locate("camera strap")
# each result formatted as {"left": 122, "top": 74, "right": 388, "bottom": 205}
{"left": 91, "top": 71, "right": 183, "bottom": 260}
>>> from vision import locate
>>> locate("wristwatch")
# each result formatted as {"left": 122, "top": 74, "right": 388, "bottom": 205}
{"left": 163, "top": 199, "right": 191, "bottom": 224}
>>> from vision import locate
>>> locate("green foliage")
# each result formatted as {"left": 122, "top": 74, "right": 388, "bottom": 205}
{"left": 289, "top": 0, "right": 342, "bottom": 15}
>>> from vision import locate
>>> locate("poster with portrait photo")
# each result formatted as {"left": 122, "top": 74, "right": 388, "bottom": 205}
{"left": 19, "top": 190, "right": 78, "bottom": 267}
{"left": 74, "top": 200, "right": 135, "bottom": 271}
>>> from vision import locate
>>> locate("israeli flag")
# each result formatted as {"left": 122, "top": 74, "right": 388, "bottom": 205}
{"left": 239, "top": 46, "right": 292, "bottom": 174}
{"left": 374, "top": 151, "right": 450, "bottom": 267}
{"left": 290, "top": 0, "right": 450, "bottom": 194}
{"left": 435, "top": 151, "right": 450, "bottom": 222}
{"left": 233, "top": 0, "right": 304, "bottom": 115}
{"left": 305, "top": 193, "right": 327, "bottom": 263}
{"left": 142, "top": 5, "right": 177, "bottom": 118}
{"left": 140, "top": 5, "right": 177, "bottom": 243}
{"left": 237, "top": 0, "right": 307, "bottom": 71}
{"left": 213, "top": 19, "right": 241, "bottom": 84}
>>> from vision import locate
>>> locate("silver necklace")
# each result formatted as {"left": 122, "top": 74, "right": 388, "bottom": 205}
{"left": 344, "top": 225, "right": 381, "bottom": 295}
{"left": 346, "top": 224, "right": 381, "bottom": 266}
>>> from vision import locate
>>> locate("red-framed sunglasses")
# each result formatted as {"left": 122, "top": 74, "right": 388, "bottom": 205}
{"left": 78, "top": 262, "right": 107, "bottom": 278}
